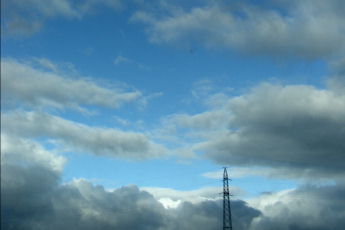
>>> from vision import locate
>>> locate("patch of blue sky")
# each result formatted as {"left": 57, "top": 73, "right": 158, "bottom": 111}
{"left": 231, "top": 176, "right": 297, "bottom": 199}
{"left": 61, "top": 150, "right": 298, "bottom": 200}
{"left": 2, "top": 7, "right": 328, "bottom": 94}
{"left": 61, "top": 152, "right": 220, "bottom": 189}
{"left": 1, "top": 0, "right": 331, "bottom": 199}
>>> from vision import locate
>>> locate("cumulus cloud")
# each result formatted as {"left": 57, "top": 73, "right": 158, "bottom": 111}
{"left": 2, "top": 111, "right": 166, "bottom": 159}
{"left": 1, "top": 59, "right": 142, "bottom": 110}
{"left": 248, "top": 184, "right": 345, "bottom": 230}
{"left": 166, "top": 199, "right": 260, "bottom": 230}
{"left": 1, "top": 133, "right": 66, "bottom": 172}
{"left": 1, "top": 144, "right": 260, "bottom": 230}
{"left": 163, "top": 83, "right": 345, "bottom": 179}
{"left": 201, "top": 84, "right": 345, "bottom": 174}
{"left": 1, "top": 165, "right": 259, "bottom": 230}
{"left": 1, "top": 138, "right": 166, "bottom": 229}
{"left": 3, "top": 154, "right": 344, "bottom": 230}
{"left": 142, "top": 186, "right": 245, "bottom": 208}
{"left": 1, "top": 165, "right": 166, "bottom": 230}
{"left": 1, "top": 0, "right": 122, "bottom": 36}
{"left": 133, "top": 0, "right": 345, "bottom": 59}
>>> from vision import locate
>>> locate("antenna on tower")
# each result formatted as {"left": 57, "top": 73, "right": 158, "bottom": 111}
{"left": 223, "top": 167, "right": 233, "bottom": 230}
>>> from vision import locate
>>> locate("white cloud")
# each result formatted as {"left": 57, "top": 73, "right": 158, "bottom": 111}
{"left": 1, "top": 133, "right": 66, "bottom": 172}
{"left": 113, "top": 55, "right": 150, "bottom": 70}
{"left": 141, "top": 185, "right": 245, "bottom": 209}
{"left": 191, "top": 80, "right": 215, "bottom": 100}
{"left": 133, "top": 0, "right": 345, "bottom": 59}
{"left": 113, "top": 55, "right": 131, "bottom": 65}
{"left": 166, "top": 110, "right": 229, "bottom": 131}
{"left": 141, "top": 186, "right": 221, "bottom": 208}
{"left": 2, "top": 111, "right": 167, "bottom": 160}
{"left": 1, "top": 59, "right": 142, "bottom": 110}
{"left": 32, "top": 57, "right": 59, "bottom": 72}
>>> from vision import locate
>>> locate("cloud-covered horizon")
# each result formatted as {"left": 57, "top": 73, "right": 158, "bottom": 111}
{"left": 1, "top": 140, "right": 260, "bottom": 230}
{"left": 2, "top": 143, "right": 344, "bottom": 230}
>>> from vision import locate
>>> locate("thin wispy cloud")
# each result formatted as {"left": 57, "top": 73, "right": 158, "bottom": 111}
{"left": 114, "top": 55, "right": 150, "bottom": 70}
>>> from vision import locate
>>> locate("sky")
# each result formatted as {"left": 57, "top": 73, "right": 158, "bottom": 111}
{"left": 1, "top": 0, "right": 345, "bottom": 229}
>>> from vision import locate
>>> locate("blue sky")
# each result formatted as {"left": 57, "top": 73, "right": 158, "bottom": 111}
{"left": 2, "top": 0, "right": 345, "bottom": 229}
{"left": 2, "top": 3, "right": 311, "bottom": 195}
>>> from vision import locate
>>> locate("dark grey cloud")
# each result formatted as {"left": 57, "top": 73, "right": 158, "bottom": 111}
{"left": 1, "top": 164, "right": 166, "bottom": 230}
{"left": 0, "top": 133, "right": 258, "bottom": 230}
{"left": 163, "top": 83, "right": 345, "bottom": 179}
{"left": 2, "top": 131, "right": 344, "bottom": 230}
{"left": 133, "top": 0, "right": 345, "bottom": 59}
{"left": 1, "top": 160, "right": 259, "bottom": 230}
{"left": 3, "top": 158, "right": 345, "bottom": 230}
{"left": 200, "top": 83, "right": 345, "bottom": 178}
{"left": 1, "top": 135, "right": 166, "bottom": 229}
{"left": 328, "top": 57, "right": 345, "bottom": 95}
{"left": 331, "top": 57, "right": 345, "bottom": 76}
{"left": 202, "top": 84, "right": 345, "bottom": 173}
{"left": 165, "top": 199, "right": 260, "bottom": 230}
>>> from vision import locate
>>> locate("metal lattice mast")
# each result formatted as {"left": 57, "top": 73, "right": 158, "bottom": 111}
{"left": 223, "top": 167, "right": 233, "bottom": 230}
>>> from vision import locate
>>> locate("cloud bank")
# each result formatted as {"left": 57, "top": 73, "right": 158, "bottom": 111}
{"left": 1, "top": 142, "right": 260, "bottom": 230}
{"left": 3, "top": 148, "right": 344, "bottom": 230}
